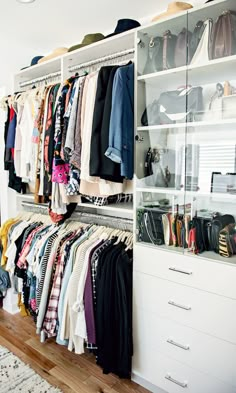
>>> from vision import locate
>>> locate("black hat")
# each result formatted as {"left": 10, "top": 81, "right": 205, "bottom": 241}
{"left": 106, "top": 18, "right": 140, "bottom": 38}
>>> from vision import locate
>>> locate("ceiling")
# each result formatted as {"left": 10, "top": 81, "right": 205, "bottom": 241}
{"left": 0, "top": 0, "right": 204, "bottom": 89}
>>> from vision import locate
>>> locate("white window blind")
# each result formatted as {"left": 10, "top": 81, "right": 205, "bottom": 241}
{"left": 198, "top": 143, "right": 236, "bottom": 192}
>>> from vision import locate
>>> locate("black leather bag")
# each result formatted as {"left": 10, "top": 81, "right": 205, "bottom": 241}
{"left": 189, "top": 20, "right": 205, "bottom": 61}
{"left": 208, "top": 214, "right": 235, "bottom": 253}
{"left": 141, "top": 100, "right": 159, "bottom": 126}
{"left": 139, "top": 208, "right": 165, "bottom": 245}
{"left": 158, "top": 86, "right": 203, "bottom": 124}
{"left": 143, "top": 36, "right": 163, "bottom": 74}
{"left": 175, "top": 28, "right": 192, "bottom": 67}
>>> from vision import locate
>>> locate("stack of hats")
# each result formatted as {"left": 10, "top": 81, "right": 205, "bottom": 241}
{"left": 21, "top": 18, "right": 140, "bottom": 69}
{"left": 68, "top": 18, "right": 140, "bottom": 52}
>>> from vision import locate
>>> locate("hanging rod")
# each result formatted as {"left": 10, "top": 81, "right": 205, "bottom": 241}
{"left": 19, "top": 70, "right": 61, "bottom": 88}
{"left": 68, "top": 48, "right": 135, "bottom": 72}
{"left": 21, "top": 201, "right": 133, "bottom": 232}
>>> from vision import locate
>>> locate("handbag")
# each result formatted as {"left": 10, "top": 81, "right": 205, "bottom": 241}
{"left": 208, "top": 214, "right": 235, "bottom": 253}
{"left": 175, "top": 28, "right": 192, "bottom": 67}
{"left": 139, "top": 208, "right": 165, "bottom": 245}
{"left": 163, "top": 30, "right": 177, "bottom": 70}
{"left": 210, "top": 10, "right": 236, "bottom": 60}
{"left": 219, "top": 224, "right": 236, "bottom": 258}
{"left": 141, "top": 100, "right": 159, "bottom": 126}
{"left": 143, "top": 36, "right": 163, "bottom": 74}
{"left": 189, "top": 20, "right": 205, "bottom": 61}
{"left": 190, "top": 19, "right": 213, "bottom": 65}
{"left": 203, "top": 83, "right": 224, "bottom": 121}
{"left": 162, "top": 213, "right": 173, "bottom": 246}
{"left": 158, "top": 86, "right": 203, "bottom": 124}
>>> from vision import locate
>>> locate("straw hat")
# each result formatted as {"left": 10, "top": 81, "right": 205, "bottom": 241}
{"left": 38, "top": 47, "right": 68, "bottom": 63}
{"left": 152, "top": 2, "right": 193, "bottom": 22}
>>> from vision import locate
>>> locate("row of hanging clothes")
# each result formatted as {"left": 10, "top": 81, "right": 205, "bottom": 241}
{"left": 1, "top": 56, "right": 134, "bottom": 221}
{"left": 0, "top": 210, "right": 133, "bottom": 378}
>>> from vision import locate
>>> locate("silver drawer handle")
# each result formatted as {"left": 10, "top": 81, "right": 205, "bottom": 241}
{"left": 169, "top": 266, "right": 192, "bottom": 275}
{"left": 167, "top": 338, "right": 190, "bottom": 351}
{"left": 168, "top": 300, "right": 192, "bottom": 311}
{"left": 165, "top": 374, "right": 188, "bottom": 388}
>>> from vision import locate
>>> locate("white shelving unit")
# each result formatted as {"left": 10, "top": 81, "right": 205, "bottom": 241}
{"left": 13, "top": 29, "right": 136, "bottom": 219}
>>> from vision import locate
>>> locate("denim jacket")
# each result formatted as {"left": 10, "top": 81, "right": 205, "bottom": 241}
{"left": 105, "top": 63, "right": 134, "bottom": 179}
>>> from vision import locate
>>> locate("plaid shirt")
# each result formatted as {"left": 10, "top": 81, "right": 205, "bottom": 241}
{"left": 42, "top": 232, "right": 74, "bottom": 337}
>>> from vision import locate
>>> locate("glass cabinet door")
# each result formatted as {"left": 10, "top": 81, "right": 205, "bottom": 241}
{"left": 135, "top": 0, "right": 236, "bottom": 264}
{"left": 185, "top": 0, "right": 236, "bottom": 264}
{"left": 135, "top": 12, "right": 189, "bottom": 253}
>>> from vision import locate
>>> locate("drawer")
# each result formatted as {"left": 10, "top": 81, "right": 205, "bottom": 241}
{"left": 133, "top": 271, "right": 236, "bottom": 343}
{"left": 134, "top": 244, "right": 236, "bottom": 299}
{"left": 133, "top": 307, "right": 236, "bottom": 387}
{"left": 132, "top": 349, "right": 236, "bottom": 393}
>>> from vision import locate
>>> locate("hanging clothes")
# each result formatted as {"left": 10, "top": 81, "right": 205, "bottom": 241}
{"left": 1, "top": 213, "right": 133, "bottom": 378}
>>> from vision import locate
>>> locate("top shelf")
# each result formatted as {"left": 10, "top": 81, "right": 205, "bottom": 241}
{"left": 137, "top": 0, "right": 236, "bottom": 37}
{"left": 14, "top": 30, "right": 135, "bottom": 88}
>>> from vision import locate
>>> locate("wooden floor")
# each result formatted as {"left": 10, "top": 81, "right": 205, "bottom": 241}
{"left": 0, "top": 309, "right": 149, "bottom": 393}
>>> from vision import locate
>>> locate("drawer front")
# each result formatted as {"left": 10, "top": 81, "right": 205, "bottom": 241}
{"left": 134, "top": 244, "right": 236, "bottom": 299}
{"left": 133, "top": 349, "right": 236, "bottom": 393}
{"left": 133, "top": 271, "right": 236, "bottom": 343}
{"left": 133, "top": 307, "right": 236, "bottom": 387}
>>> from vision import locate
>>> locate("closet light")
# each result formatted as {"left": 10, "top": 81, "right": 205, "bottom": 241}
{"left": 16, "top": 0, "right": 36, "bottom": 3}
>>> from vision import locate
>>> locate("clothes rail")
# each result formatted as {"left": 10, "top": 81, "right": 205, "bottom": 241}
{"left": 19, "top": 71, "right": 61, "bottom": 88}
{"left": 68, "top": 48, "right": 135, "bottom": 72}
{"left": 21, "top": 201, "right": 133, "bottom": 231}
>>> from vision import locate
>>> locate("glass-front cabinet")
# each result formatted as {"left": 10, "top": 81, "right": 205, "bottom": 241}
{"left": 135, "top": 0, "right": 236, "bottom": 264}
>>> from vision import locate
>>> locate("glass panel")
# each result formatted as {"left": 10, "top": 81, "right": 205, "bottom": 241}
{"left": 185, "top": 2, "right": 236, "bottom": 264}
{"left": 135, "top": 11, "right": 189, "bottom": 252}
{"left": 136, "top": 191, "right": 188, "bottom": 255}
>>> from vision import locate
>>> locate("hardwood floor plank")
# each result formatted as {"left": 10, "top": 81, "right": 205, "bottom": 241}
{"left": 27, "top": 337, "right": 91, "bottom": 382}
{"left": 0, "top": 310, "right": 150, "bottom": 393}
{"left": 0, "top": 336, "right": 73, "bottom": 393}
{"left": 0, "top": 325, "right": 55, "bottom": 371}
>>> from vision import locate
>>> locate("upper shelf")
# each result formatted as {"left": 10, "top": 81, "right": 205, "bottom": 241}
{"left": 137, "top": 54, "right": 236, "bottom": 87}
{"left": 14, "top": 30, "right": 135, "bottom": 89}
{"left": 137, "top": 0, "right": 236, "bottom": 37}
{"left": 137, "top": 118, "right": 236, "bottom": 132}
{"left": 63, "top": 30, "right": 135, "bottom": 72}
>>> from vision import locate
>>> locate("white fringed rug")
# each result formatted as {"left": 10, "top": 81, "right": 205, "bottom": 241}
{"left": 0, "top": 346, "right": 62, "bottom": 393}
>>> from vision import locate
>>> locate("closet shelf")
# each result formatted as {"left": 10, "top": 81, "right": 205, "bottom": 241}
{"left": 137, "top": 118, "right": 236, "bottom": 132}
{"left": 137, "top": 54, "right": 236, "bottom": 87}
{"left": 136, "top": 187, "right": 236, "bottom": 200}
{"left": 77, "top": 202, "right": 133, "bottom": 215}
{"left": 136, "top": 241, "right": 236, "bottom": 266}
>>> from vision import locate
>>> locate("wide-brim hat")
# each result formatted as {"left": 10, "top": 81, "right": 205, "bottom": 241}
{"left": 68, "top": 33, "right": 105, "bottom": 52}
{"left": 38, "top": 47, "right": 68, "bottom": 63}
{"left": 106, "top": 19, "right": 140, "bottom": 38}
{"left": 152, "top": 2, "right": 193, "bottom": 22}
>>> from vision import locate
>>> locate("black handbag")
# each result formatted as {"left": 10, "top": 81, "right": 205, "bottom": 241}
{"left": 163, "top": 30, "right": 177, "bottom": 70}
{"left": 141, "top": 100, "right": 159, "bottom": 126}
{"left": 158, "top": 86, "right": 203, "bottom": 124}
{"left": 139, "top": 208, "right": 165, "bottom": 245}
{"left": 143, "top": 36, "right": 163, "bottom": 74}
{"left": 189, "top": 21, "right": 205, "bottom": 61}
